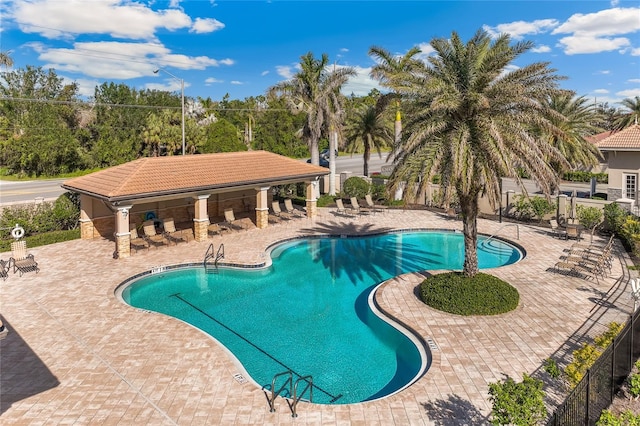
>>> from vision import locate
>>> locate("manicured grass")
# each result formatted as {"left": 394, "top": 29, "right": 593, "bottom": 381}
{"left": 420, "top": 272, "right": 519, "bottom": 315}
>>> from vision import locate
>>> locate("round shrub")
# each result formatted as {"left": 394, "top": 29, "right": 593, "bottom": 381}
{"left": 342, "top": 176, "right": 370, "bottom": 199}
{"left": 420, "top": 272, "right": 519, "bottom": 315}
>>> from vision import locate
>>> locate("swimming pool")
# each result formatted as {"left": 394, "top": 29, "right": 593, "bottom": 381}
{"left": 118, "top": 230, "right": 522, "bottom": 404}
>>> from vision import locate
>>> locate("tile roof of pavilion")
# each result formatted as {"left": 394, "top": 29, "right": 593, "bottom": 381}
{"left": 62, "top": 151, "right": 329, "bottom": 203}
{"left": 596, "top": 124, "right": 640, "bottom": 151}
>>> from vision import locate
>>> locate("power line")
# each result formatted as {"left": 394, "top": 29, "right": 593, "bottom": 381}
{"left": 0, "top": 96, "right": 179, "bottom": 110}
{"left": 0, "top": 96, "right": 290, "bottom": 112}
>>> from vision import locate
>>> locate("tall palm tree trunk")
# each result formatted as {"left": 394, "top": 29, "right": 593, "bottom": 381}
{"left": 363, "top": 135, "right": 371, "bottom": 177}
{"left": 460, "top": 193, "right": 480, "bottom": 277}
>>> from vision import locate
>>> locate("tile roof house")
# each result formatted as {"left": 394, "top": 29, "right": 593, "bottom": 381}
{"left": 596, "top": 124, "right": 640, "bottom": 208}
{"left": 62, "top": 151, "right": 329, "bottom": 258}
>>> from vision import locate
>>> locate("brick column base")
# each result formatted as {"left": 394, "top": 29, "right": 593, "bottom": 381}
{"left": 116, "top": 233, "right": 131, "bottom": 259}
{"left": 80, "top": 220, "right": 94, "bottom": 239}
{"left": 194, "top": 220, "right": 209, "bottom": 242}
{"left": 255, "top": 208, "right": 268, "bottom": 229}
{"left": 306, "top": 200, "right": 317, "bottom": 218}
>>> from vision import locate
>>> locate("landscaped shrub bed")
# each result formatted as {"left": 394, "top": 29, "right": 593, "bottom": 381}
{"left": 0, "top": 229, "right": 80, "bottom": 252}
{"left": 341, "top": 176, "right": 370, "bottom": 199}
{"left": 563, "top": 170, "right": 608, "bottom": 184}
{"left": 419, "top": 272, "right": 519, "bottom": 315}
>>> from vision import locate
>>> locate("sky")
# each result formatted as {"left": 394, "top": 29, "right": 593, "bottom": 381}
{"left": 1, "top": 0, "right": 639, "bottom": 109}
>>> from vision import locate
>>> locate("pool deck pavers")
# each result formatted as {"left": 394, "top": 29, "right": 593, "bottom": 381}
{"left": 0, "top": 208, "right": 635, "bottom": 425}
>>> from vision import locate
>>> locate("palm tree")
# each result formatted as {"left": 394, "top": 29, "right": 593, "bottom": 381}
{"left": 390, "top": 29, "right": 568, "bottom": 277}
{"left": 613, "top": 96, "right": 640, "bottom": 130}
{"left": 0, "top": 51, "right": 13, "bottom": 68}
{"left": 541, "top": 92, "right": 603, "bottom": 174}
{"left": 369, "top": 46, "right": 423, "bottom": 92}
{"left": 268, "top": 52, "right": 355, "bottom": 165}
{"left": 369, "top": 46, "right": 423, "bottom": 144}
{"left": 344, "top": 96, "right": 394, "bottom": 177}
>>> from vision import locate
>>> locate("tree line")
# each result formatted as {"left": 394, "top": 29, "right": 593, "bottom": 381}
{"left": 0, "top": 52, "right": 637, "bottom": 180}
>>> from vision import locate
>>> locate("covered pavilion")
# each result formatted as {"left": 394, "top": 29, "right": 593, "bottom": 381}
{"left": 61, "top": 151, "right": 329, "bottom": 258}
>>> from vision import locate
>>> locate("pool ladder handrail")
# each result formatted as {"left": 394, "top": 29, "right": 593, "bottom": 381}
{"left": 484, "top": 223, "right": 519, "bottom": 244}
{"left": 203, "top": 243, "right": 225, "bottom": 272}
{"left": 265, "top": 370, "right": 293, "bottom": 412}
{"left": 291, "top": 375, "right": 313, "bottom": 418}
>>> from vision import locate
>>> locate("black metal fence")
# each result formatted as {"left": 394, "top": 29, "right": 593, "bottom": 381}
{"left": 547, "top": 308, "right": 640, "bottom": 425}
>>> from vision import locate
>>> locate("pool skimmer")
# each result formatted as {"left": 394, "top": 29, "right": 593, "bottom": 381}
{"left": 426, "top": 338, "right": 439, "bottom": 351}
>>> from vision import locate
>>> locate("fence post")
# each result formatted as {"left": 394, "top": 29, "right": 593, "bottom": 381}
{"left": 585, "top": 369, "right": 591, "bottom": 425}
{"left": 611, "top": 335, "right": 617, "bottom": 404}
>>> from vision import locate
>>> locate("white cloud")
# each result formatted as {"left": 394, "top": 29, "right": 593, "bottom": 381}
{"left": 190, "top": 18, "right": 225, "bottom": 34}
{"left": 483, "top": 19, "right": 559, "bottom": 40}
{"left": 276, "top": 65, "right": 295, "bottom": 79}
{"left": 629, "top": 79, "right": 640, "bottom": 83}
{"left": 9, "top": 0, "right": 192, "bottom": 40}
{"left": 553, "top": 7, "right": 640, "bottom": 37}
{"left": 261, "top": 70, "right": 269, "bottom": 76}
{"left": 618, "top": 88, "right": 640, "bottom": 97}
{"left": 610, "top": 0, "right": 620, "bottom": 6}
{"left": 552, "top": 7, "right": 640, "bottom": 55}
{"left": 219, "top": 58, "right": 235, "bottom": 66}
{"left": 31, "top": 41, "right": 230, "bottom": 79}
{"left": 632, "top": 47, "right": 640, "bottom": 56}
{"left": 205, "top": 77, "right": 223, "bottom": 84}
{"left": 597, "top": 70, "right": 611, "bottom": 75}
{"left": 556, "top": 35, "right": 630, "bottom": 55}
{"left": 531, "top": 45, "right": 551, "bottom": 53}
{"left": 61, "top": 76, "right": 100, "bottom": 98}
{"left": 416, "top": 43, "right": 435, "bottom": 62}
{"left": 340, "top": 48, "right": 349, "bottom": 53}
{"left": 341, "top": 65, "right": 380, "bottom": 97}
{"left": 231, "top": 80, "right": 242, "bottom": 85}
{"left": 146, "top": 79, "right": 187, "bottom": 92}
{"left": 593, "top": 89, "right": 610, "bottom": 94}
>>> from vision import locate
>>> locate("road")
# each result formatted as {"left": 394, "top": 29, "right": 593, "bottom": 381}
{"left": 0, "top": 178, "right": 68, "bottom": 206}
{"left": 0, "top": 154, "right": 605, "bottom": 205}
{"left": 0, "top": 155, "right": 391, "bottom": 205}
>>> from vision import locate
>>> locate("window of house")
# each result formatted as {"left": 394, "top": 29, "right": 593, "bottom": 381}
{"left": 623, "top": 173, "right": 637, "bottom": 200}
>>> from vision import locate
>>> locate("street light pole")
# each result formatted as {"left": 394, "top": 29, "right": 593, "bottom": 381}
{"left": 154, "top": 68, "right": 185, "bottom": 155}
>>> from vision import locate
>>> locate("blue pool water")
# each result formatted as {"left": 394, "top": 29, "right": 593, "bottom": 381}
{"left": 119, "top": 230, "right": 522, "bottom": 404}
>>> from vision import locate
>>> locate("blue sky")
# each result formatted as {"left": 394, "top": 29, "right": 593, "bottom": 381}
{"left": 1, "top": 0, "right": 639, "bottom": 109}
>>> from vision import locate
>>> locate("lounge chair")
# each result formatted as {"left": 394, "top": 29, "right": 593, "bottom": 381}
{"left": 223, "top": 208, "right": 247, "bottom": 231}
{"left": 9, "top": 240, "right": 39, "bottom": 276}
{"left": 208, "top": 218, "right": 231, "bottom": 236}
{"left": 335, "top": 199, "right": 354, "bottom": 216}
{"left": 142, "top": 220, "right": 170, "bottom": 247}
{"left": 350, "top": 197, "right": 370, "bottom": 216}
{"left": 365, "top": 194, "right": 385, "bottom": 214}
{"left": 552, "top": 260, "right": 603, "bottom": 282}
{"left": 549, "top": 219, "right": 567, "bottom": 239}
{"left": 271, "top": 201, "right": 292, "bottom": 220}
{"left": 571, "top": 234, "right": 614, "bottom": 252}
{"left": 0, "top": 259, "right": 9, "bottom": 280}
{"left": 162, "top": 217, "right": 191, "bottom": 244}
{"left": 284, "top": 199, "right": 305, "bottom": 217}
{"left": 129, "top": 225, "right": 150, "bottom": 252}
{"left": 566, "top": 224, "right": 582, "bottom": 241}
{"left": 568, "top": 245, "right": 613, "bottom": 271}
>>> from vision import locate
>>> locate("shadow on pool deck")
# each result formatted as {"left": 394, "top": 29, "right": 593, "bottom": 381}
{"left": 0, "top": 314, "right": 60, "bottom": 415}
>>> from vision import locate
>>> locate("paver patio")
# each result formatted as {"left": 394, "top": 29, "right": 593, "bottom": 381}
{"left": 0, "top": 208, "right": 635, "bottom": 425}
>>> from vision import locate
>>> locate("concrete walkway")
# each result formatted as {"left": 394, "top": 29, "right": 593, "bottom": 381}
{"left": 0, "top": 208, "right": 634, "bottom": 425}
